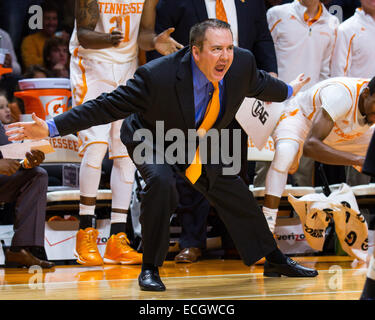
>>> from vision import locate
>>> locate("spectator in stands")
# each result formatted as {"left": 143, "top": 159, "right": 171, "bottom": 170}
{"left": 23, "top": 65, "right": 51, "bottom": 79}
{"left": 331, "top": 0, "right": 375, "bottom": 187}
{"left": 258, "top": 0, "right": 339, "bottom": 233}
{"left": 0, "top": 91, "right": 11, "bottom": 124}
{"left": 43, "top": 37, "right": 69, "bottom": 78}
{"left": 21, "top": 2, "right": 59, "bottom": 69}
{"left": 142, "top": 0, "right": 279, "bottom": 263}
{"left": 0, "top": 29, "right": 21, "bottom": 76}
{"left": 0, "top": 120, "right": 54, "bottom": 268}
{"left": 0, "top": 0, "right": 44, "bottom": 55}
{"left": 0, "top": 28, "right": 22, "bottom": 102}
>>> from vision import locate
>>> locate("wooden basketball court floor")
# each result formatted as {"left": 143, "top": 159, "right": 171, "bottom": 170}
{"left": 0, "top": 255, "right": 368, "bottom": 300}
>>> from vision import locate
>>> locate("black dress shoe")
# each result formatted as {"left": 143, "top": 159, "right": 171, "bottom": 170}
{"left": 5, "top": 248, "right": 55, "bottom": 269}
{"left": 264, "top": 257, "right": 318, "bottom": 277}
{"left": 138, "top": 270, "right": 166, "bottom": 291}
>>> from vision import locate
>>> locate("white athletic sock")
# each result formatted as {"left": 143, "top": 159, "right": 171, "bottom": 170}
{"left": 79, "top": 204, "right": 95, "bottom": 216}
{"left": 262, "top": 207, "right": 278, "bottom": 233}
{"left": 111, "top": 212, "right": 128, "bottom": 224}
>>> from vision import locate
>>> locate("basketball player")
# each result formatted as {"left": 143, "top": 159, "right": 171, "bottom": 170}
{"left": 263, "top": 76, "right": 375, "bottom": 233}
{"left": 331, "top": 0, "right": 375, "bottom": 187}
{"left": 71, "top": 0, "right": 180, "bottom": 266}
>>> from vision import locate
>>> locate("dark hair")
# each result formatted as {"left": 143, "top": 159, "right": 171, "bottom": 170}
{"left": 41, "top": 1, "right": 59, "bottom": 14}
{"left": 189, "top": 19, "right": 232, "bottom": 50}
{"left": 43, "top": 36, "right": 69, "bottom": 69}
{"left": 368, "top": 76, "right": 375, "bottom": 96}
{"left": 0, "top": 89, "right": 7, "bottom": 99}
{"left": 23, "top": 64, "right": 52, "bottom": 79}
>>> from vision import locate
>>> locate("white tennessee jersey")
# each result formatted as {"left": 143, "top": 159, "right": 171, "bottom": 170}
{"left": 289, "top": 77, "right": 371, "bottom": 146}
{"left": 331, "top": 8, "right": 375, "bottom": 78}
{"left": 267, "top": 0, "right": 339, "bottom": 90}
{"left": 69, "top": 0, "right": 145, "bottom": 63}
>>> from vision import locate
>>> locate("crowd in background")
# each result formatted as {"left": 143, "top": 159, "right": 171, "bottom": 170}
{"left": 0, "top": 0, "right": 373, "bottom": 247}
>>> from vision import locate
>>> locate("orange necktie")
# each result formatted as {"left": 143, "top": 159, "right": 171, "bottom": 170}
{"left": 216, "top": 0, "right": 228, "bottom": 23}
{"left": 185, "top": 82, "right": 221, "bottom": 184}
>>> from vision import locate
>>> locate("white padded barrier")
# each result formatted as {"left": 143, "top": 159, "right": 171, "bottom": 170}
{"left": 46, "top": 188, "right": 112, "bottom": 211}
{"left": 350, "top": 183, "right": 375, "bottom": 196}
{"left": 314, "top": 183, "right": 375, "bottom": 196}
{"left": 250, "top": 184, "right": 316, "bottom": 198}
{"left": 44, "top": 134, "right": 81, "bottom": 163}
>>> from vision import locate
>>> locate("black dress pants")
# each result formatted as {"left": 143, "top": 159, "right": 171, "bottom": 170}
{"left": 131, "top": 150, "right": 277, "bottom": 266}
{"left": 175, "top": 175, "right": 210, "bottom": 250}
{"left": 0, "top": 167, "right": 48, "bottom": 247}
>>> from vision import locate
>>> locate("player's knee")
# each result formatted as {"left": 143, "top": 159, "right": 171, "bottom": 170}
{"left": 113, "top": 156, "right": 136, "bottom": 184}
{"left": 271, "top": 140, "right": 299, "bottom": 173}
{"left": 83, "top": 143, "right": 108, "bottom": 169}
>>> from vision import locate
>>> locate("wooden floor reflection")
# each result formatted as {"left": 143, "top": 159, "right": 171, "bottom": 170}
{"left": 0, "top": 256, "right": 368, "bottom": 300}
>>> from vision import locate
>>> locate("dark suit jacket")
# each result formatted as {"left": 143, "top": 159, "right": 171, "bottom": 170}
{"left": 0, "top": 122, "right": 10, "bottom": 159}
{"left": 55, "top": 47, "right": 287, "bottom": 170}
{"left": 363, "top": 131, "right": 375, "bottom": 178}
{"left": 147, "top": 0, "right": 277, "bottom": 73}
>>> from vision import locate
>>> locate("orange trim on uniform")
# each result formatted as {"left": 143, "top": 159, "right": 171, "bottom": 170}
{"left": 109, "top": 155, "right": 130, "bottom": 160}
{"left": 78, "top": 141, "right": 109, "bottom": 157}
{"left": 344, "top": 34, "right": 356, "bottom": 75}
{"left": 277, "top": 108, "right": 300, "bottom": 126}
{"left": 270, "top": 19, "right": 282, "bottom": 33}
{"left": 77, "top": 56, "right": 88, "bottom": 105}
{"left": 303, "top": 3, "right": 323, "bottom": 26}
{"left": 307, "top": 89, "right": 319, "bottom": 120}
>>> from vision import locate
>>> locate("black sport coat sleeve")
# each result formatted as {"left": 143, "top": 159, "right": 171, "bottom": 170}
{"left": 54, "top": 66, "right": 153, "bottom": 137}
{"left": 54, "top": 48, "right": 287, "bottom": 139}
{"left": 363, "top": 131, "right": 375, "bottom": 178}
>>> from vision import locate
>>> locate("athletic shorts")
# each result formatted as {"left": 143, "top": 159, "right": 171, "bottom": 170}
{"left": 70, "top": 55, "right": 137, "bottom": 158}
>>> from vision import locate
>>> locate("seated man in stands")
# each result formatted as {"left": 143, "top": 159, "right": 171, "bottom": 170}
{"left": 20, "top": 2, "right": 60, "bottom": 69}
{"left": 0, "top": 119, "right": 54, "bottom": 268}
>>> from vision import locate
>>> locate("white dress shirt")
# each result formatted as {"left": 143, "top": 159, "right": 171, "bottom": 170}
{"left": 204, "top": 0, "right": 239, "bottom": 46}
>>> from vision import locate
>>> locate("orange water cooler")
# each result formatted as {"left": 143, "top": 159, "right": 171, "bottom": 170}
{"left": 14, "top": 78, "right": 71, "bottom": 120}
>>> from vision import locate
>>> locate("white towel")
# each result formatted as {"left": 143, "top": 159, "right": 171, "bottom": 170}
{"left": 288, "top": 183, "right": 368, "bottom": 261}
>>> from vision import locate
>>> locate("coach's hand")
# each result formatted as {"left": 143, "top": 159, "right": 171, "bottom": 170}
{"left": 5, "top": 113, "right": 49, "bottom": 141}
{"left": 290, "top": 73, "right": 311, "bottom": 97}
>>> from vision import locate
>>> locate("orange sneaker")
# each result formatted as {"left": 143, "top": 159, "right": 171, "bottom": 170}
{"left": 103, "top": 232, "right": 143, "bottom": 265}
{"left": 74, "top": 228, "right": 103, "bottom": 266}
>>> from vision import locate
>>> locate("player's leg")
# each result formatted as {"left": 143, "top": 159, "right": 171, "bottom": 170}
{"left": 70, "top": 56, "right": 114, "bottom": 266}
{"left": 75, "top": 141, "right": 108, "bottom": 265}
{"left": 103, "top": 149, "right": 142, "bottom": 265}
{"left": 102, "top": 59, "right": 142, "bottom": 264}
{"left": 263, "top": 138, "right": 300, "bottom": 233}
{"left": 262, "top": 110, "right": 311, "bottom": 233}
